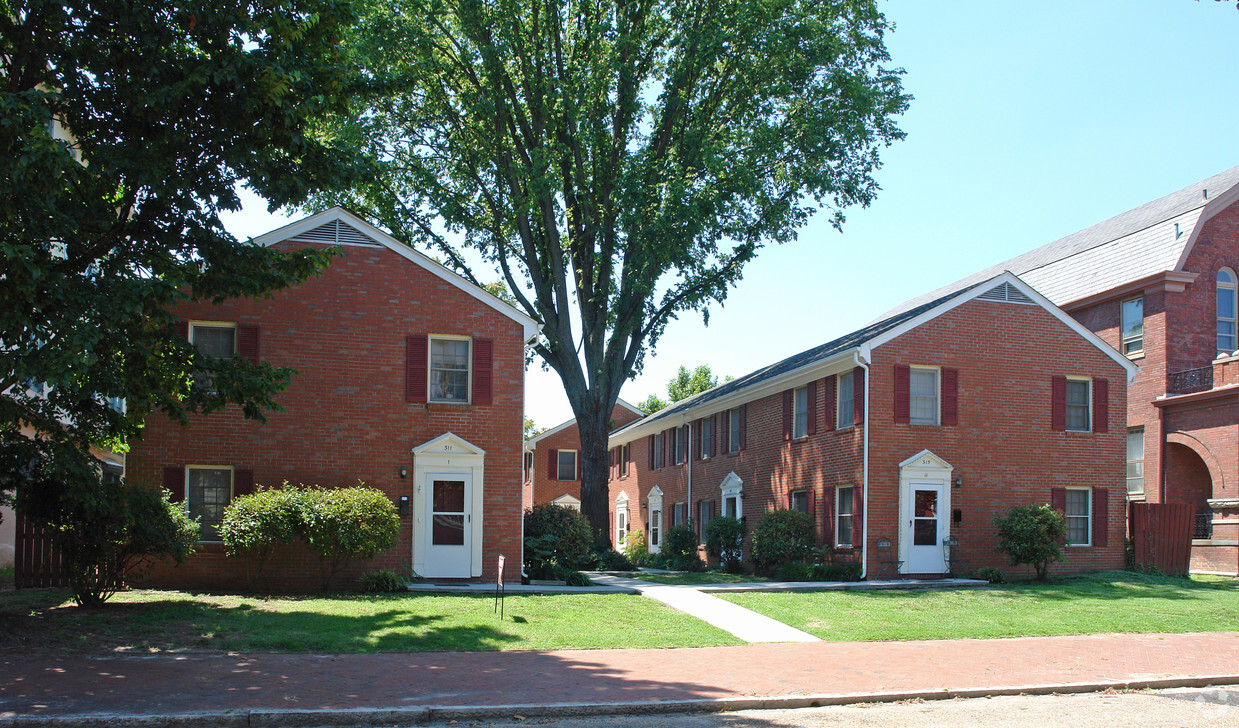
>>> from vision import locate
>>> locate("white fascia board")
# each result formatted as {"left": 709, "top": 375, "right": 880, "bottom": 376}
{"left": 1175, "top": 181, "right": 1239, "bottom": 271}
{"left": 252, "top": 207, "right": 542, "bottom": 343}
{"left": 865, "top": 271, "right": 1139, "bottom": 383}
{"left": 607, "top": 349, "right": 860, "bottom": 448}
{"left": 616, "top": 397, "right": 647, "bottom": 417}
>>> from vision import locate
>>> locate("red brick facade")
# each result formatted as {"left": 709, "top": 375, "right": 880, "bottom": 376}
{"left": 524, "top": 402, "right": 644, "bottom": 509}
{"left": 125, "top": 210, "right": 533, "bottom": 590}
{"left": 608, "top": 280, "right": 1132, "bottom": 579}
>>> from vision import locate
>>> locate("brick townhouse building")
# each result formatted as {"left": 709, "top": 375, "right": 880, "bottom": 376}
{"left": 607, "top": 272, "right": 1136, "bottom": 579}
{"left": 523, "top": 399, "right": 645, "bottom": 510}
{"left": 889, "top": 166, "right": 1239, "bottom": 576}
{"left": 125, "top": 207, "right": 539, "bottom": 589}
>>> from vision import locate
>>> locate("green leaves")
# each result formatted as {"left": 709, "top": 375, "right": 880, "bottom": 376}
{"left": 993, "top": 504, "right": 1067, "bottom": 581}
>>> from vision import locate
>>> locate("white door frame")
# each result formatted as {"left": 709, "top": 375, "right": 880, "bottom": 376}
{"left": 898, "top": 449, "right": 952, "bottom": 575}
{"left": 647, "top": 486, "right": 664, "bottom": 553}
{"left": 412, "top": 432, "right": 486, "bottom": 578}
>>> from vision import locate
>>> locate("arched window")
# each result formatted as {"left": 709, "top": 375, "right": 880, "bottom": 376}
{"left": 1219, "top": 268, "right": 1237, "bottom": 355}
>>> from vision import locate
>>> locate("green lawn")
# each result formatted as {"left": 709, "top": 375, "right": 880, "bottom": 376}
{"left": 719, "top": 571, "right": 1239, "bottom": 641}
{"left": 0, "top": 567, "right": 12, "bottom": 587}
{"left": 0, "top": 589, "right": 742, "bottom": 654}
{"left": 628, "top": 571, "right": 770, "bottom": 585}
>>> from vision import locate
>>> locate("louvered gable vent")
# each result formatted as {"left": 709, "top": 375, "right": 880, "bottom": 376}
{"left": 291, "top": 220, "right": 381, "bottom": 247}
{"left": 977, "top": 281, "right": 1034, "bottom": 305}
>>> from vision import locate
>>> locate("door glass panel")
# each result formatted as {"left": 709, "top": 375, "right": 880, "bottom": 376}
{"left": 912, "top": 488, "right": 939, "bottom": 546}
{"left": 432, "top": 480, "right": 466, "bottom": 546}
{"left": 433, "top": 480, "right": 465, "bottom": 512}
{"left": 433, "top": 515, "right": 465, "bottom": 545}
{"left": 913, "top": 518, "right": 937, "bottom": 546}
{"left": 914, "top": 489, "right": 937, "bottom": 518}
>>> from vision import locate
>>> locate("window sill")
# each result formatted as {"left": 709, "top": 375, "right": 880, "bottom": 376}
{"left": 1126, "top": 352, "right": 1146, "bottom": 362}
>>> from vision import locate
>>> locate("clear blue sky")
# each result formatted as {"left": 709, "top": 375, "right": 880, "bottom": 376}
{"left": 221, "top": 0, "right": 1239, "bottom": 430}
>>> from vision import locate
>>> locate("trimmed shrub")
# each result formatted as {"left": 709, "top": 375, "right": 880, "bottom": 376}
{"left": 359, "top": 569, "right": 408, "bottom": 593}
{"left": 663, "top": 522, "right": 704, "bottom": 571}
{"left": 219, "top": 485, "right": 302, "bottom": 585}
{"left": 750, "top": 509, "right": 814, "bottom": 574}
{"left": 523, "top": 503, "right": 593, "bottom": 576}
{"left": 558, "top": 568, "right": 593, "bottom": 586}
{"left": 704, "top": 516, "right": 745, "bottom": 572}
{"left": 299, "top": 486, "right": 401, "bottom": 591}
{"left": 993, "top": 504, "right": 1066, "bottom": 581}
{"left": 976, "top": 566, "right": 1007, "bottom": 584}
{"left": 591, "top": 548, "right": 636, "bottom": 571}
{"left": 622, "top": 528, "right": 648, "bottom": 563}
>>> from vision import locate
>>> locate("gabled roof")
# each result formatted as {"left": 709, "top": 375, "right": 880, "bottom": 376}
{"left": 525, "top": 397, "right": 646, "bottom": 447}
{"left": 250, "top": 207, "right": 541, "bottom": 342}
{"left": 884, "top": 165, "right": 1239, "bottom": 317}
{"left": 610, "top": 272, "right": 1136, "bottom": 445}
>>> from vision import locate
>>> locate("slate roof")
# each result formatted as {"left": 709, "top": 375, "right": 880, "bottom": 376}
{"left": 883, "top": 165, "right": 1239, "bottom": 318}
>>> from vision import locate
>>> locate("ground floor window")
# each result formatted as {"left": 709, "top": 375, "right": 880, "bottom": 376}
{"left": 188, "top": 466, "right": 232, "bottom": 541}
{"left": 836, "top": 485, "right": 854, "bottom": 547}
{"left": 789, "top": 489, "right": 808, "bottom": 513}
{"left": 650, "top": 508, "right": 662, "bottom": 547}
{"left": 615, "top": 497, "right": 629, "bottom": 546}
{"left": 1065, "top": 488, "right": 1091, "bottom": 546}
{"left": 1127, "top": 428, "right": 1144, "bottom": 496}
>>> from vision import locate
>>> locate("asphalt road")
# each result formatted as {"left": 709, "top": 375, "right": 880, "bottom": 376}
{"left": 462, "top": 687, "right": 1239, "bottom": 728}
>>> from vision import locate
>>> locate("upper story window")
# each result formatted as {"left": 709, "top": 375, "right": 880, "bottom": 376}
{"left": 675, "top": 426, "right": 687, "bottom": 465}
{"left": 1218, "top": 268, "right": 1237, "bottom": 355}
{"left": 792, "top": 386, "right": 809, "bottom": 438}
{"left": 909, "top": 367, "right": 940, "bottom": 425}
{"left": 1065, "top": 378, "right": 1091, "bottom": 432}
{"left": 837, "top": 371, "right": 855, "bottom": 428}
{"left": 1121, "top": 296, "right": 1143, "bottom": 356}
{"left": 651, "top": 432, "right": 663, "bottom": 470}
{"left": 621, "top": 444, "right": 630, "bottom": 477}
{"left": 430, "top": 337, "right": 470, "bottom": 403}
{"left": 557, "top": 449, "right": 577, "bottom": 481}
{"left": 190, "top": 322, "right": 237, "bottom": 391}
{"left": 728, "top": 407, "right": 743, "bottom": 453}
{"left": 700, "top": 417, "right": 713, "bottom": 459}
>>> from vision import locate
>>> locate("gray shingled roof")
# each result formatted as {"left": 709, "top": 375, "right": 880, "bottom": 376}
{"left": 883, "top": 165, "right": 1239, "bottom": 318}
{"left": 611, "top": 281, "right": 986, "bottom": 439}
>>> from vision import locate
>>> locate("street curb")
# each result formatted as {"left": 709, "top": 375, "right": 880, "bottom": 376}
{"left": 3, "top": 674, "right": 1238, "bottom": 727}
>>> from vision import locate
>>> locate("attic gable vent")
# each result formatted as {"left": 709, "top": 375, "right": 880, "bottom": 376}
{"left": 977, "top": 281, "right": 1034, "bottom": 305}
{"left": 290, "top": 220, "right": 381, "bottom": 247}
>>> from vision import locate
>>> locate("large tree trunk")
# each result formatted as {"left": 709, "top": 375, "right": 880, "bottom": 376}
{"left": 576, "top": 411, "right": 614, "bottom": 547}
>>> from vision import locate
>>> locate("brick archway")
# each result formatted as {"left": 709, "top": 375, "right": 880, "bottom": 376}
{"left": 1165, "top": 431, "right": 1225, "bottom": 499}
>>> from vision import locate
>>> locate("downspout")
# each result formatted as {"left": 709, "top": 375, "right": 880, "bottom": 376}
{"left": 684, "top": 413, "right": 692, "bottom": 524}
{"left": 855, "top": 349, "right": 872, "bottom": 580}
{"left": 520, "top": 443, "right": 529, "bottom": 580}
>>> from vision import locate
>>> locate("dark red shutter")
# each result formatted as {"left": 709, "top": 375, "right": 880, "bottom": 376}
{"left": 406, "top": 335, "right": 428, "bottom": 403}
{"left": 548, "top": 448, "right": 558, "bottom": 479}
{"left": 234, "top": 469, "right": 255, "bottom": 497}
{"left": 1051, "top": 486, "right": 1067, "bottom": 544}
{"left": 711, "top": 500, "right": 717, "bottom": 519}
{"left": 852, "top": 486, "right": 863, "bottom": 549}
{"left": 648, "top": 435, "right": 656, "bottom": 470}
{"left": 893, "top": 364, "right": 910, "bottom": 424}
{"left": 807, "top": 488, "right": 817, "bottom": 538}
{"left": 823, "top": 487, "right": 836, "bottom": 546}
{"left": 237, "top": 324, "right": 260, "bottom": 364}
{"left": 694, "top": 500, "right": 702, "bottom": 535}
{"left": 824, "top": 375, "right": 836, "bottom": 431}
{"left": 942, "top": 367, "right": 959, "bottom": 426}
{"left": 782, "top": 390, "right": 793, "bottom": 440}
{"left": 472, "top": 337, "right": 494, "bottom": 405}
{"left": 807, "top": 380, "right": 818, "bottom": 435}
{"left": 163, "top": 466, "right": 185, "bottom": 503}
{"left": 1093, "top": 488, "right": 1109, "bottom": 547}
{"left": 693, "top": 419, "right": 702, "bottom": 460}
{"left": 1051, "top": 375, "right": 1067, "bottom": 431}
{"left": 1093, "top": 378, "right": 1109, "bottom": 433}
{"left": 853, "top": 367, "right": 865, "bottom": 425}
{"left": 739, "top": 405, "right": 747, "bottom": 450}
{"left": 786, "top": 492, "right": 793, "bottom": 510}
{"left": 662, "top": 429, "right": 670, "bottom": 468}
{"left": 717, "top": 412, "right": 725, "bottom": 454}
{"left": 175, "top": 320, "right": 189, "bottom": 340}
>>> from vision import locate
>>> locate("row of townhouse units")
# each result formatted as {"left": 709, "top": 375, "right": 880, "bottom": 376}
{"left": 605, "top": 273, "right": 1136, "bottom": 579}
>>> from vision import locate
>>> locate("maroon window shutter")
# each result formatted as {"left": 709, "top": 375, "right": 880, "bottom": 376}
{"left": 662, "top": 429, "right": 669, "bottom": 468}
{"left": 782, "top": 390, "right": 793, "bottom": 440}
{"left": 406, "top": 335, "right": 428, "bottom": 403}
{"left": 1051, "top": 486, "right": 1067, "bottom": 544}
{"left": 234, "top": 469, "right": 255, "bottom": 497}
{"left": 785, "top": 492, "right": 793, "bottom": 510}
{"left": 163, "top": 467, "right": 185, "bottom": 503}
{"left": 853, "top": 486, "right": 863, "bottom": 549}
{"left": 237, "top": 324, "right": 260, "bottom": 364}
{"left": 648, "top": 435, "right": 656, "bottom": 470}
{"left": 693, "top": 419, "right": 702, "bottom": 460}
{"left": 823, "top": 487, "right": 836, "bottom": 545}
{"left": 1093, "top": 488, "right": 1109, "bottom": 547}
{"left": 1051, "top": 375, "right": 1067, "bottom": 431}
{"left": 1093, "top": 378, "right": 1109, "bottom": 433}
{"left": 807, "top": 488, "right": 817, "bottom": 537}
{"left": 942, "top": 367, "right": 959, "bottom": 426}
{"left": 175, "top": 320, "right": 189, "bottom": 340}
{"left": 739, "top": 405, "right": 747, "bottom": 450}
{"left": 472, "top": 337, "right": 494, "bottom": 405}
{"left": 824, "top": 375, "right": 836, "bottom": 431}
{"left": 807, "top": 380, "right": 818, "bottom": 435}
{"left": 711, "top": 499, "right": 717, "bottom": 519}
{"left": 853, "top": 367, "right": 865, "bottom": 425}
{"left": 548, "top": 448, "right": 558, "bottom": 479}
{"left": 694, "top": 499, "right": 702, "bottom": 535}
{"left": 717, "top": 412, "right": 725, "bottom": 454}
{"left": 893, "top": 364, "right": 910, "bottom": 424}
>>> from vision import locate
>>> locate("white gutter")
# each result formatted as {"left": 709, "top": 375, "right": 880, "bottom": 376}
{"left": 856, "top": 347, "right": 872, "bottom": 580}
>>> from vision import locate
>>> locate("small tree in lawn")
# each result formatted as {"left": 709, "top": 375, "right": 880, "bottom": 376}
{"left": 993, "top": 504, "right": 1066, "bottom": 581}
{"left": 299, "top": 486, "right": 401, "bottom": 591}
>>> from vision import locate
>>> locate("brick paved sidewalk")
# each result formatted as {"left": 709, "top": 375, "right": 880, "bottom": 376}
{"left": 2, "top": 632, "right": 1238, "bottom": 719}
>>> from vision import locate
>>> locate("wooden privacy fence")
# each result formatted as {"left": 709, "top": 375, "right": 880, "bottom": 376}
{"left": 14, "top": 510, "right": 69, "bottom": 588}
{"left": 1129, "top": 502, "right": 1195, "bottom": 576}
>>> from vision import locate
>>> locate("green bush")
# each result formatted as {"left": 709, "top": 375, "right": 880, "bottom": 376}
{"left": 704, "top": 516, "right": 745, "bottom": 571}
{"left": 750, "top": 509, "right": 814, "bottom": 574}
{"left": 993, "top": 503, "right": 1066, "bottom": 581}
{"left": 523, "top": 503, "right": 593, "bottom": 577}
{"left": 299, "top": 486, "right": 401, "bottom": 591}
{"left": 590, "top": 548, "right": 636, "bottom": 571}
{"left": 663, "top": 522, "right": 704, "bottom": 571}
{"left": 557, "top": 568, "right": 593, "bottom": 586}
{"left": 359, "top": 569, "right": 408, "bottom": 593}
{"left": 976, "top": 566, "right": 1007, "bottom": 584}
{"left": 622, "top": 528, "right": 648, "bottom": 562}
{"left": 219, "top": 485, "right": 302, "bottom": 584}
{"left": 776, "top": 561, "right": 862, "bottom": 582}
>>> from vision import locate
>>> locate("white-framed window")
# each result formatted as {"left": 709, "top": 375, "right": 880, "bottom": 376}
{"left": 429, "top": 336, "right": 470, "bottom": 403}
{"left": 721, "top": 472, "right": 744, "bottom": 521}
{"left": 728, "top": 407, "right": 742, "bottom": 453}
{"left": 523, "top": 451, "right": 533, "bottom": 480}
{"left": 615, "top": 494, "right": 630, "bottom": 546}
{"left": 1121, "top": 296, "right": 1144, "bottom": 356}
{"left": 793, "top": 386, "right": 809, "bottom": 438}
{"left": 909, "top": 367, "right": 940, "bottom": 425}
{"left": 1127, "top": 428, "right": 1145, "bottom": 497}
{"left": 700, "top": 417, "right": 713, "bottom": 459}
{"left": 1065, "top": 488, "right": 1092, "bottom": 546}
{"left": 789, "top": 489, "right": 808, "bottom": 513}
{"left": 621, "top": 444, "right": 630, "bottom": 477}
{"left": 723, "top": 494, "right": 740, "bottom": 519}
{"left": 557, "top": 450, "right": 577, "bottom": 481}
{"left": 650, "top": 508, "right": 662, "bottom": 548}
{"left": 1218, "top": 268, "right": 1237, "bottom": 354}
{"left": 651, "top": 433, "right": 663, "bottom": 470}
{"left": 190, "top": 322, "right": 237, "bottom": 392}
{"left": 187, "top": 466, "right": 233, "bottom": 542}
{"left": 837, "top": 371, "right": 855, "bottom": 428}
{"left": 675, "top": 426, "right": 687, "bottom": 465}
{"left": 1065, "top": 377, "right": 1091, "bottom": 432}
{"left": 835, "top": 485, "right": 854, "bottom": 547}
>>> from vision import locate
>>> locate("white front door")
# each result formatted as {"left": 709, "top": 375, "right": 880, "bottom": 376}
{"left": 423, "top": 472, "right": 473, "bottom": 578}
{"left": 904, "top": 481, "right": 946, "bottom": 573}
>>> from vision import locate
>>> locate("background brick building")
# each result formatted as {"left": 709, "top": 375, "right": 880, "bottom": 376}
{"left": 523, "top": 400, "right": 645, "bottom": 510}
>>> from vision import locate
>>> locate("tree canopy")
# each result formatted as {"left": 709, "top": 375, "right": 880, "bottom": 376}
{"left": 639, "top": 364, "right": 725, "bottom": 413}
{"left": 0, "top": 1, "right": 363, "bottom": 518}
{"left": 314, "top": 0, "right": 908, "bottom": 536}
